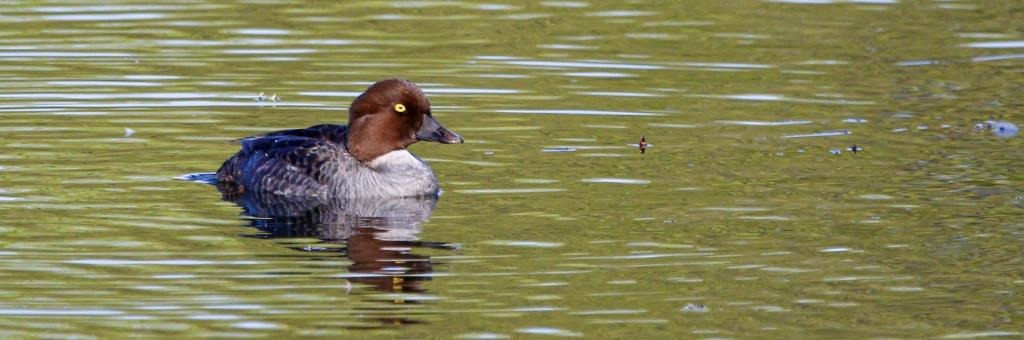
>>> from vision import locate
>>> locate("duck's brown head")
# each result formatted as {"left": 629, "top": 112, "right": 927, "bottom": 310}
{"left": 346, "top": 78, "right": 463, "bottom": 162}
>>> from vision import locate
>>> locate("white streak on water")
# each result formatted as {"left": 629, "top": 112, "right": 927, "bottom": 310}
{"left": 0, "top": 308, "right": 123, "bottom": 316}
{"left": 963, "top": 41, "right": 1024, "bottom": 48}
{"left": 717, "top": 120, "right": 812, "bottom": 126}
{"left": 496, "top": 109, "right": 662, "bottom": 116}
{"left": 782, "top": 130, "right": 851, "bottom": 138}
{"left": 582, "top": 178, "right": 650, "bottom": 184}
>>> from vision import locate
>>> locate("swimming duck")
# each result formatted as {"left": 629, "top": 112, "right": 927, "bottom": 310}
{"left": 216, "top": 79, "right": 463, "bottom": 198}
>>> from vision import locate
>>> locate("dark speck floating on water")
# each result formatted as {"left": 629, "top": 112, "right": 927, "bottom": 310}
{"left": 848, "top": 145, "right": 863, "bottom": 153}
{"left": 983, "top": 120, "right": 1019, "bottom": 138}
{"left": 628, "top": 137, "right": 651, "bottom": 153}
{"left": 254, "top": 92, "right": 281, "bottom": 102}
{"left": 681, "top": 303, "right": 709, "bottom": 313}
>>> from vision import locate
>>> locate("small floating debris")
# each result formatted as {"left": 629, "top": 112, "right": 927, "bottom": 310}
{"left": 638, "top": 136, "right": 647, "bottom": 154}
{"left": 542, "top": 147, "right": 577, "bottom": 153}
{"left": 983, "top": 120, "right": 1019, "bottom": 138}
{"left": 254, "top": 92, "right": 266, "bottom": 101}
{"left": 681, "top": 303, "right": 709, "bottom": 313}
{"left": 123, "top": 127, "right": 135, "bottom": 137}
{"left": 829, "top": 148, "right": 842, "bottom": 155}
{"left": 847, "top": 145, "right": 863, "bottom": 153}
{"left": 782, "top": 130, "right": 851, "bottom": 139}
{"left": 269, "top": 93, "right": 281, "bottom": 102}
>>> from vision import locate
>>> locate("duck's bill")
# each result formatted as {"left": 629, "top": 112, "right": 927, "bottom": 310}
{"left": 416, "top": 115, "right": 464, "bottom": 144}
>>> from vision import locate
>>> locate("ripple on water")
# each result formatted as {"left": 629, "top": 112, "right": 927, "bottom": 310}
{"left": 422, "top": 88, "right": 522, "bottom": 94}
{"left": 0, "top": 308, "right": 123, "bottom": 316}
{"left": 456, "top": 333, "right": 510, "bottom": 339}
{"left": 695, "top": 94, "right": 874, "bottom": 105}
{"left": 698, "top": 207, "right": 769, "bottom": 212}
{"left": 586, "top": 10, "right": 656, "bottom": 17}
{"left": 717, "top": 120, "right": 813, "bottom": 126}
{"left": 562, "top": 72, "right": 635, "bottom": 78}
{"left": 543, "top": 147, "right": 577, "bottom": 153}
{"left": 230, "top": 28, "right": 292, "bottom": 35}
{"left": 456, "top": 188, "right": 565, "bottom": 194}
{"left": 649, "top": 123, "right": 698, "bottom": 128}
{"left": 483, "top": 240, "right": 564, "bottom": 248}
{"left": 579, "top": 153, "right": 626, "bottom": 157}
{"left": 963, "top": 41, "right": 1024, "bottom": 49}
{"left": 577, "top": 91, "right": 662, "bottom": 97}
{"left": 66, "top": 259, "right": 262, "bottom": 266}
{"left": 767, "top": 0, "right": 897, "bottom": 3}
{"left": 782, "top": 130, "right": 851, "bottom": 139}
{"left": 941, "top": 331, "right": 1022, "bottom": 339}
{"left": 973, "top": 53, "right": 1024, "bottom": 63}
{"left": 516, "top": 327, "right": 583, "bottom": 337}
{"left": 42, "top": 13, "right": 168, "bottom": 21}
{"left": 581, "top": 178, "right": 650, "bottom": 185}
{"left": 503, "top": 60, "right": 663, "bottom": 70}
{"left": 540, "top": 1, "right": 590, "bottom": 8}
{"left": 514, "top": 178, "right": 559, "bottom": 184}
{"left": 570, "top": 309, "right": 647, "bottom": 316}
{"left": 496, "top": 109, "right": 662, "bottom": 116}
{"left": 859, "top": 194, "right": 893, "bottom": 200}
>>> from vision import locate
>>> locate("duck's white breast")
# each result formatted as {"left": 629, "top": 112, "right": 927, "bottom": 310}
{"left": 332, "top": 149, "right": 438, "bottom": 197}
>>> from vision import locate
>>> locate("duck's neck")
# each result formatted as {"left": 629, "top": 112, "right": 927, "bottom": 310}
{"left": 345, "top": 118, "right": 411, "bottom": 163}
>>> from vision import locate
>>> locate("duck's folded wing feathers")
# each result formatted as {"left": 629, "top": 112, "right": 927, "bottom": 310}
{"left": 233, "top": 124, "right": 347, "bottom": 144}
{"left": 217, "top": 125, "right": 348, "bottom": 195}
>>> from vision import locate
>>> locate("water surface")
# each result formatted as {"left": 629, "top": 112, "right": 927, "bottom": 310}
{"left": 1, "top": 1, "right": 1022, "bottom": 338}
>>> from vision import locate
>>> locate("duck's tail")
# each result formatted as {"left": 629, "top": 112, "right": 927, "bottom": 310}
{"left": 174, "top": 172, "right": 218, "bottom": 185}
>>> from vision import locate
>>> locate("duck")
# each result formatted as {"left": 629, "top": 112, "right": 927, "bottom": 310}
{"left": 216, "top": 78, "right": 463, "bottom": 198}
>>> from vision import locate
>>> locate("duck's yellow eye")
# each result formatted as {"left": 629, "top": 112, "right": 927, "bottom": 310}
{"left": 394, "top": 103, "right": 406, "bottom": 113}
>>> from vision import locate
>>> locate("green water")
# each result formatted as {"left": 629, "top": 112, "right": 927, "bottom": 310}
{"left": 1, "top": 1, "right": 1022, "bottom": 338}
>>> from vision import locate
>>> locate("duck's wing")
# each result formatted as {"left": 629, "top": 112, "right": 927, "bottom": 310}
{"left": 216, "top": 125, "right": 349, "bottom": 195}
{"left": 234, "top": 124, "right": 348, "bottom": 144}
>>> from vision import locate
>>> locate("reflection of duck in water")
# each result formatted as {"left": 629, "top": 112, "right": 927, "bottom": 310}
{"left": 218, "top": 186, "right": 457, "bottom": 324}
